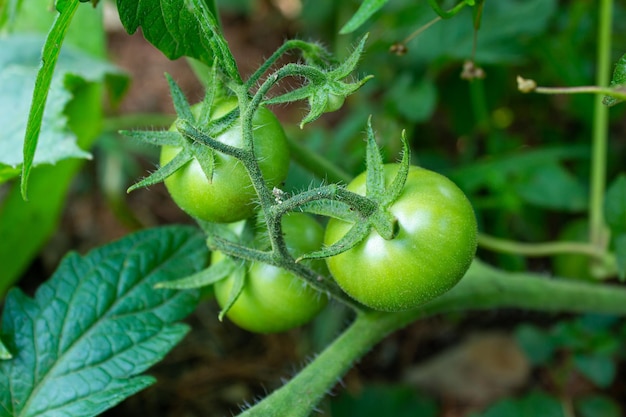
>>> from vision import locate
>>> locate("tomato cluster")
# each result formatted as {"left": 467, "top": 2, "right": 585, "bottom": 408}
{"left": 156, "top": 98, "right": 477, "bottom": 332}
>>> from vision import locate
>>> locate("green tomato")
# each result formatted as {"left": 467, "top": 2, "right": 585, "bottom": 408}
{"left": 214, "top": 213, "right": 328, "bottom": 333}
{"left": 324, "top": 165, "right": 477, "bottom": 312}
{"left": 160, "top": 98, "right": 290, "bottom": 223}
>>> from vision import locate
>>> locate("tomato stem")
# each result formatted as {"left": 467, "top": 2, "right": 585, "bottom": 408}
{"left": 240, "top": 260, "right": 626, "bottom": 417}
{"left": 589, "top": 0, "right": 613, "bottom": 252}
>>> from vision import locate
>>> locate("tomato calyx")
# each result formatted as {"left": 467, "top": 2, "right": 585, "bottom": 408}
{"left": 264, "top": 34, "right": 373, "bottom": 127}
{"left": 125, "top": 74, "right": 240, "bottom": 193}
{"left": 297, "top": 118, "right": 410, "bottom": 262}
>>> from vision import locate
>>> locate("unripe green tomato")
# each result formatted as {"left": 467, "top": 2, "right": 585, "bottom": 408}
{"left": 160, "top": 98, "right": 290, "bottom": 223}
{"left": 213, "top": 213, "right": 328, "bottom": 333}
{"left": 324, "top": 165, "right": 477, "bottom": 312}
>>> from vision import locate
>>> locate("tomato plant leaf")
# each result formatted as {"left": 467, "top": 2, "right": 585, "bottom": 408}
{"left": 515, "top": 162, "right": 588, "bottom": 212}
{"left": 0, "top": 226, "right": 206, "bottom": 417}
{"left": 18, "top": 0, "right": 79, "bottom": 198}
{"left": 0, "top": 34, "right": 128, "bottom": 180}
{"left": 470, "top": 390, "right": 564, "bottom": 417}
{"left": 603, "top": 53, "right": 626, "bottom": 107}
{"left": 339, "top": 0, "right": 388, "bottom": 34}
{"left": 116, "top": 0, "right": 241, "bottom": 83}
{"left": 573, "top": 353, "right": 616, "bottom": 388}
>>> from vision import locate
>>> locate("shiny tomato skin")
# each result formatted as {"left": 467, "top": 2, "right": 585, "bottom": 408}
{"left": 324, "top": 165, "right": 477, "bottom": 312}
{"left": 160, "top": 99, "right": 289, "bottom": 223}
{"left": 213, "top": 213, "right": 328, "bottom": 333}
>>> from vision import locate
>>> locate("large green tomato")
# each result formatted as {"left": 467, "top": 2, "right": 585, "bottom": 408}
{"left": 160, "top": 98, "right": 290, "bottom": 223}
{"left": 324, "top": 165, "right": 477, "bottom": 312}
{"left": 213, "top": 213, "right": 328, "bottom": 333}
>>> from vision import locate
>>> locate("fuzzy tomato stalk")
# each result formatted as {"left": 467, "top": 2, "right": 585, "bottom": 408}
{"left": 160, "top": 98, "right": 290, "bottom": 223}
{"left": 324, "top": 165, "right": 477, "bottom": 312}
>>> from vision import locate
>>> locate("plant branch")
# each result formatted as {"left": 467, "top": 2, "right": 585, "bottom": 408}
{"left": 477, "top": 233, "right": 608, "bottom": 259}
{"left": 589, "top": 0, "right": 613, "bottom": 250}
{"left": 240, "top": 259, "right": 626, "bottom": 417}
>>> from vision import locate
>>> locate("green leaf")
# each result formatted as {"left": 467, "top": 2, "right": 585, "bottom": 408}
{"left": 331, "top": 385, "right": 438, "bottom": 417}
{"left": 514, "top": 324, "right": 555, "bottom": 365}
{"left": 573, "top": 353, "right": 616, "bottom": 388}
{"left": 0, "top": 34, "right": 128, "bottom": 172}
{"left": 575, "top": 395, "right": 621, "bottom": 417}
{"left": 340, "top": 0, "right": 388, "bottom": 34}
{"left": 18, "top": 1, "right": 80, "bottom": 198}
{"left": 603, "top": 53, "right": 626, "bottom": 107}
{"left": 604, "top": 174, "right": 626, "bottom": 233}
{"left": 0, "top": 0, "right": 23, "bottom": 31}
{"left": 0, "top": 226, "right": 206, "bottom": 417}
{"left": 515, "top": 162, "right": 588, "bottom": 212}
{"left": 385, "top": 75, "right": 437, "bottom": 123}
{"left": 469, "top": 391, "right": 564, "bottom": 417}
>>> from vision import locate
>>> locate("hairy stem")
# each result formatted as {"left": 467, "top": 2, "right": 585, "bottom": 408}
{"left": 239, "top": 259, "right": 626, "bottom": 417}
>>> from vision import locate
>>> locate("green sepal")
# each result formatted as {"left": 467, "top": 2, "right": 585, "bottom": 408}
{"left": 297, "top": 220, "right": 370, "bottom": 262}
{"left": 198, "top": 58, "right": 221, "bottom": 127}
{"left": 127, "top": 146, "right": 192, "bottom": 192}
{"left": 266, "top": 34, "right": 372, "bottom": 128}
{"left": 218, "top": 263, "right": 246, "bottom": 321}
{"left": 365, "top": 116, "right": 385, "bottom": 198}
{"left": 381, "top": 131, "right": 411, "bottom": 207}
{"left": 370, "top": 209, "right": 397, "bottom": 241}
{"left": 300, "top": 200, "right": 360, "bottom": 224}
{"left": 197, "top": 219, "right": 248, "bottom": 243}
{"left": 155, "top": 258, "right": 237, "bottom": 289}
{"left": 166, "top": 73, "right": 194, "bottom": 122}
{"left": 603, "top": 53, "right": 626, "bottom": 107}
{"left": 190, "top": 141, "right": 215, "bottom": 183}
{"left": 120, "top": 130, "right": 184, "bottom": 147}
